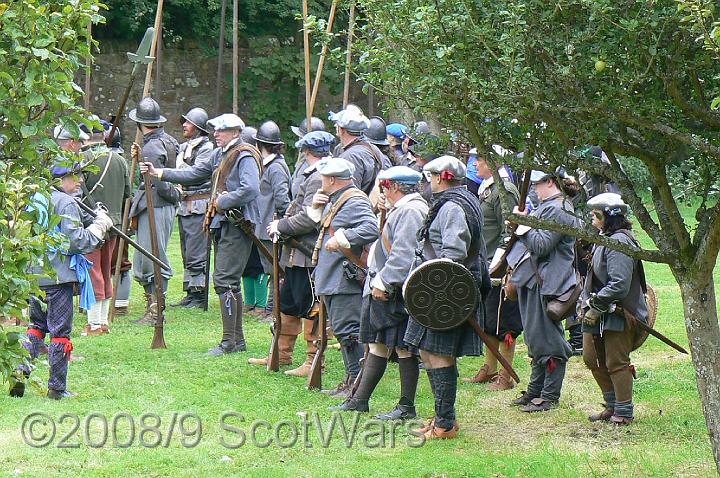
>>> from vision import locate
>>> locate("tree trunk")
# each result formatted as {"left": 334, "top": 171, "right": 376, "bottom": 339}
{"left": 677, "top": 273, "right": 720, "bottom": 473}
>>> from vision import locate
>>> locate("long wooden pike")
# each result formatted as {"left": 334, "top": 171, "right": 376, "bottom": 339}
{"left": 232, "top": 0, "right": 239, "bottom": 114}
{"left": 108, "top": 0, "right": 165, "bottom": 325}
{"left": 215, "top": 0, "right": 227, "bottom": 113}
{"left": 308, "top": 0, "right": 338, "bottom": 119}
{"left": 342, "top": 2, "right": 356, "bottom": 108}
{"left": 302, "top": 0, "right": 312, "bottom": 128}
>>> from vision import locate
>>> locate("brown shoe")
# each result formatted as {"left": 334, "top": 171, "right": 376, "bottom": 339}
{"left": 321, "top": 378, "right": 350, "bottom": 397}
{"left": 462, "top": 364, "right": 498, "bottom": 384}
{"left": 487, "top": 369, "right": 515, "bottom": 391}
{"left": 511, "top": 391, "right": 536, "bottom": 406}
{"left": 610, "top": 415, "right": 634, "bottom": 426}
{"left": 101, "top": 325, "right": 110, "bottom": 334}
{"left": 81, "top": 325, "right": 106, "bottom": 337}
{"left": 423, "top": 423, "right": 459, "bottom": 440}
{"left": 412, "top": 419, "right": 460, "bottom": 435}
{"left": 588, "top": 405, "right": 614, "bottom": 422}
{"left": 114, "top": 306, "right": 128, "bottom": 316}
{"left": 285, "top": 334, "right": 319, "bottom": 377}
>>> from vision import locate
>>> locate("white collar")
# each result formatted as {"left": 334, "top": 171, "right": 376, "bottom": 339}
{"left": 303, "top": 162, "right": 318, "bottom": 174}
{"left": 222, "top": 137, "right": 240, "bottom": 153}
{"left": 391, "top": 192, "right": 424, "bottom": 210}
{"left": 263, "top": 153, "right": 277, "bottom": 166}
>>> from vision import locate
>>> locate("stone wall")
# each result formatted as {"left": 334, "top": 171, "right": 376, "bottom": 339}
{"left": 84, "top": 41, "right": 375, "bottom": 149}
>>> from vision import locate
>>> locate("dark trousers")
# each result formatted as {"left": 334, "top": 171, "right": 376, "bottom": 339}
{"left": 213, "top": 222, "right": 252, "bottom": 294}
{"left": 179, "top": 214, "right": 208, "bottom": 290}
{"left": 24, "top": 283, "right": 75, "bottom": 391}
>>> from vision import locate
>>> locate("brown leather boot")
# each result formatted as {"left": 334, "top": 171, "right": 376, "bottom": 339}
{"left": 488, "top": 368, "right": 515, "bottom": 391}
{"left": 285, "top": 318, "right": 320, "bottom": 377}
{"left": 248, "top": 313, "right": 300, "bottom": 365}
{"left": 132, "top": 294, "right": 156, "bottom": 325}
{"left": 588, "top": 406, "right": 614, "bottom": 422}
{"left": 462, "top": 364, "right": 498, "bottom": 384}
{"left": 423, "top": 423, "right": 459, "bottom": 440}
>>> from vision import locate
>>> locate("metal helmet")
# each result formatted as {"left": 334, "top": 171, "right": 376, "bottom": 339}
{"left": 366, "top": 116, "right": 389, "bottom": 146}
{"left": 181, "top": 107, "right": 210, "bottom": 134}
{"left": 291, "top": 116, "right": 326, "bottom": 138}
{"left": 128, "top": 97, "right": 166, "bottom": 125}
{"left": 241, "top": 126, "right": 258, "bottom": 147}
{"left": 253, "top": 120, "right": 284, "bottom": 145}
{"left": 414, "top": 121, "right": 431, "bottom": 135}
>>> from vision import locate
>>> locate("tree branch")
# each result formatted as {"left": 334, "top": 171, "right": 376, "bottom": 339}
{"left": 506, "top": 213, "right": 675, "bottom": 265}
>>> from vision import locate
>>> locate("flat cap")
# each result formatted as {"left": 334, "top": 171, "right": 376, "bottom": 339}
{"left": 315, "top": 157, "right": 355, "bottom": 180}
{"left": 328, "top": 105, "right": 370, "bottom": 133}
{"left": 207, "top": 113, "right": 245, "bottom": 131}
{"left": 386, "top": 123, "right": 408, "bottom": 140}
{"left": 378, "top": 166, "right": 422, "bottom": 185}
{"left": 423, "top": 155, "right": 466, "bottom": 180}
{"left": 529, "top": 170, "right": 553, "bottom": 183}
{"left": 587, "top": 192, "right": 628, "bottom": 216}
{"left": 54, "top": 124, "right": 89, "bottom": 142}
{"left": 295, "top": 131, "right": 336, "bottom": 155}
{"left": 49, "top": 159, "right": 82, "bottom": 178}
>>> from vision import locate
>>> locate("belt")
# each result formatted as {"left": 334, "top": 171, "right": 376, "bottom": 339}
{"left": 182, "top": 191, "right": 211, "bottom": 201}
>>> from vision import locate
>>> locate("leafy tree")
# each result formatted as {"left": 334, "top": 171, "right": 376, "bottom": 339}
{"left": 356, "top": 0, "right": 720, "bottom": 471}
{"left": 0, "top": 0, "right": 103, "bottom": 392}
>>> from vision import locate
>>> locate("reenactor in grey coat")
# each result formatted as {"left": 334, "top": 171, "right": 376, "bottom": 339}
{"left": 330, "top": 105, "right": 389, "bottom": 194}
{"left": 463, "top": 150, "right": 522, "bottom": 391}
{"left": 253, "top": 121, "right": 292, "bottom": 318}
{"left": 127, "top": 97, "right": 180, "bottom": 325}
{"left": 582, "top": 193, "right": 648, "bottom": 426}
{"left": 173, "top": 107, "right": 215, "bottom": 309}
{"left": 141, "top": 114, "right": 261, "bottom": 356}
{"left": 309, "top": 158, "right": 379, "bottom": 398}
{"left": 331, "top": 166, "right": 428, "bottom": 418}
{"left": 508, "top": 170, "right": 576, "bottom": 412}
{"left": 404, "top": 155, "right": 488, "bottom": 440}
{"left": 11, "top": 159, "right": 113, "bottom": 399}
{"left": 248, "top": 131, "right": 335, "bottom": 374}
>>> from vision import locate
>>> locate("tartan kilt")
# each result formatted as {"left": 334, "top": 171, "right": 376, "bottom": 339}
{"left": 359, "top": 295, "right": 418, "bottom": 354}
{"left": 404, "top": 302, "right": 484, "bottom": 358}
{"left": 481, "top": 285, "right": 523, "bottom": 340}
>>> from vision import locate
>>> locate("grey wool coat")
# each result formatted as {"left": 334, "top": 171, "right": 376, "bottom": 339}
{"left": 364, "top": 193, "right": 429, "bottom": 297}
{"left": 130, "top": 127, "right": 180, "bottom": 217}
{"left": 161, "top": 139, "right": 261, "bottom": 229}
{"left": 582, "top": 230, "right": 649, "bottom": 334}
{"left": 277, "top": 163, "right": 323, "bottom": 268}
{"left": 312, "top": 185, "right": 379, "bottom": 296}
{"left": 405, "top": 195, "right": 486, "bottom": 357}
{"left": 255, "top": 154, "right": 291, "bottom": 240}
{"left": 508, "top": 192, "right": 576, "bottom": 362}
{"left": 176, "top": 135, "right": 214, "bottom": 216}
{"left": 35, "top": 190, "right": 102, "bottom": 287}
{"left": 339, "top": 135, "right": 389, "bottom": 195}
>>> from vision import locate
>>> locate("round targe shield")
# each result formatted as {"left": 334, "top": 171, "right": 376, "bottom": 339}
{"left": 402, "top": 259, "right": 478, "bottom": 331}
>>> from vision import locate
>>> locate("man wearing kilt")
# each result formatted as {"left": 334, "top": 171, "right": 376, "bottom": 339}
{"left": 463, "top": 150, "right": 522, "bottom": 391}
{"left": 330, "top": 166, "right": 428, "bottom": 418}
{"left": 404, "top": 156, "right": 490, "bottom": 440}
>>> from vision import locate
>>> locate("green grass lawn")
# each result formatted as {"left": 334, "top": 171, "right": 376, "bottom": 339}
{"left": 0, "top": 215, "right": 718, "bottom": 478}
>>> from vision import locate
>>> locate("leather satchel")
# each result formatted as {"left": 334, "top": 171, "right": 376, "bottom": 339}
{"left": 529, "top": 253, "right": 583, "bottom": 322}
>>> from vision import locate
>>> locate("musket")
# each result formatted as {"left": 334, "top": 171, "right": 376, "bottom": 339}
{"left": 307, "top": 298, "right": 328, "bottom": 390}
{"left": 266, "top": 234, "right": 282, "bottom": 372}
{"left": 202, "top": 188, "right": 217, "bottom": 312}
{"left": 625, "top": 311, "right": 688, "bottom": 355}
{"left": 72, "top": 197, "right": 170, "bottom": 270}
{"left": 232, "top": 216, "right": 286, "bottom": 279}
{"left": 467, "top": 320, "right": 521, "bottom": 383}
{"left": 143, "top": 170, "right": 168, "bottom": 349}
{"left": 489, "top": 169, "right": 532, "bottom": 279}
{"left": 105, "top": 27, "right": 155, "bottom": 148}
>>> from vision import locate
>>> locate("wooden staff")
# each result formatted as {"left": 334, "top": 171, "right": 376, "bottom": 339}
{"left": 266, "top": 235, "right": 281, "bottom": 372}
{"left": 308, "top": 0, "right": 338, "bottom": 119}
{"left": 342, "top": 2, "right": 356, "bottom": 108}
{"left": 302, "top": 0, "right": 312, "bottom": 128}
{"left": 155, "top": 22, "right": 162, "bottom": 98}
{"left": 84, "top": 22, "right": 91, "bottom": 111}
{"left": 215, "top": 0, "right": 227, "bottom": 113}
{"left": 144, "top": 171, "right": 167, "bottom": 349}
{"left": 107, "top": 0, "right": 165, "bottom": 325}
{"left": 232, "top": 0, "right": 238, "bottom": 114}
